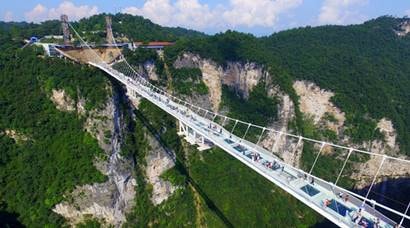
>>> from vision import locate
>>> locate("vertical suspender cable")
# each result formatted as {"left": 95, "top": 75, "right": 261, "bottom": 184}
{"left": 240, "top": 123, "right": 251, "bottom": 142}
{"left": 212, "top": 114, "right": 217, "bottom": 122}
{"left": 256, "top": 127, "right": 266, "bottom": 145}
{"left": 309, "top": 142, "right": 326, "bottom": 175}
{"left": 335, "top": 148, "right": 353, "bottom": 186}
{"left": 204, "top": 110, "right": 209, "bottom": 119}
{"left": 271, "top": 132, "right": 283, "bottom": 152}
{"left": 399, "top": 201, "right": 410, "bottom": 227}
{"left": 231, "top": 120, "right": 238, "bottom": 134}
{"left": 222, "top": 116, "right": 228, "bottom": 126}
{"left": 292, "top": 136, "right": 303, "bottom": 167}
{"left": 362, "top": 156, "right": 386, "bottom": 207}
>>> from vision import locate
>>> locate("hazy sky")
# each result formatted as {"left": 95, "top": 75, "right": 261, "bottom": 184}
{"left": 2, "top": 0, "right": 410, "bottom": 36}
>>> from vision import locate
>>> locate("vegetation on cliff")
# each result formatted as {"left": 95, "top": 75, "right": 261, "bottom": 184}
{"left": 165, "top": 16, "right": 410, "bottom": 155}
{"left": 0, "top": 46, "right": 108, "bottom": 226}
{"left": 122, "top": 99, "right": 320, "bottom": 227}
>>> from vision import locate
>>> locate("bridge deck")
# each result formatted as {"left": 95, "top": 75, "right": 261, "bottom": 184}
{"left": 92, "top": 62, "right": 398, "bottom": 228}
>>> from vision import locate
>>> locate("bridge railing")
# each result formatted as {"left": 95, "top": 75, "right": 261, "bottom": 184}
{"left": 97, "top": 60, "right": 410, "bottom": 225}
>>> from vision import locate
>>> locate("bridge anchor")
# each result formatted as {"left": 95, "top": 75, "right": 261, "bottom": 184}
{"left": 178, "top": 121, "right": 213, "bottom": 151}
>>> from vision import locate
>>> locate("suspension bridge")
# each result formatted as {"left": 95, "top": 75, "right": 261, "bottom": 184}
{"left": 56, "top": 19, "right": 410, "bottom": 228}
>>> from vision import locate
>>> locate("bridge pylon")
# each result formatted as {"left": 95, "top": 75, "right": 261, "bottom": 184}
{"left": 105, "top": 16, "right": 114, "bottom": 44}
{"left": 178, "top": 121, "right": 213, "bottom": 151}
{"left": 61, "top": 14, "right": 71, "bottom": 45}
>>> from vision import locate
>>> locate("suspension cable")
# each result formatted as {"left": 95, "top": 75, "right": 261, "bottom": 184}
{"left": 334, "top": 148, "right": 353, "bottom": 186}
{"left": 399, "top": 202, "right": 410, "bottom": 227}
{"left": 309, "top": 142, "right": 326, "bottom": 175}
{"left": 292, "top": 136, "right": 303, "bottom": 167}
{"left": 85, "top": 19, "right": 407, "bottom": 165}
{"left": 362, "top": 156, "right": 386, "bottom": 207}
{"left": 78, "top": 31, "right": 410, "bottom": 165}
{"left": 256, "top": 127, "right": 266, "bottom": 145}
{"left": 271, "top": 131, "right": 283, "bottom": 152}
{"left": 67, "top": 21, "right": 410, "bottom": 222}
{"left": 240, "top": 123, "right": 251, "bottom": 142}
{"left": 230, "top": 120, "right": 239, "bottom": 134}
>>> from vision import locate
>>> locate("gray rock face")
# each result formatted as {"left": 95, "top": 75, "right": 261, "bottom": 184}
{"left": 174, "top": 53, "right": 222, "bottom": 112}
{"left": 396, "top": 20, "right": 410, "bottom": 36}
{"left": 50, "top": 89, "right": 76, "bottom": 112}
{"left": 223, "top": 62, "right": 266, "bottom": 98}
{"left": 172, "top": 52, "right": 410, "bottom": 189}
{"left": 145, "top": 133, "right": 177, "bottom": 205}
{"left": 174, "top": 53, "right": 268, "bottom": 110}
{"left": 125, "top": 88, "right": 177, "bottom": 206}
{"left": 261, "top": 85, "right": 299, "bottom": 167}
{"left": 174, "top": 52, "right": 300, "bottom": 165}
{"left": 293, "top": 80, "right": 345, "bottom": 134}
{"left": 53, "top": 88, "right": 136, "bottom": 227}
{"left": 144, "top": 61, "right": 159, "bottom": 81}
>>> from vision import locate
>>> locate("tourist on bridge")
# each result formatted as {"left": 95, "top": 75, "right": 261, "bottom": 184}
{"left": 374, "top": 217, "right": 380, "bottom": 228}
{"left": 352, "top": 209, "right": 363, "bottom": 224}
{"left": 338, "top": 192, "right": 343, "bottom": 198}
{"left": 343, "top": 194, "right": 349, "bottom": 203}
{"left": 323, "top": 199, "right": 331, "bottom": 208}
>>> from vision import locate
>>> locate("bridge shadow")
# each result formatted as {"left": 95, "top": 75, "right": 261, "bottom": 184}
{"left": 0, "top": 210, "right": 25, "bottom": 228}
{"left": 134, "top": 109, "right": 234, "bottom": 228}
{"left": 356, "top": 177, "right": 410, "bottom": 227}
{"left": 313, "top": 177, "right": 410, "bottom": 227}
{"left": 313, "top": 219, "right": 337, "bottom": 228}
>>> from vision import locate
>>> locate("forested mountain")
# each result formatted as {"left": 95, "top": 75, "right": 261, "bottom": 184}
{"left": 166, "top": 16, "right": 410, "bottom": 155}
{"left": 74, "top": 13, "right": 205, "bottom": 43}
{"left": 0, "top": 13, "right": 204, "bottom": 46}
{"left": 0, "top": 14, "right": 409, "bottom": 227}
{"left": 263, "top": 17, "right": 410, "bottom": 154}
{"left": 0, "top": 46, "right": 109, "bottom": 226}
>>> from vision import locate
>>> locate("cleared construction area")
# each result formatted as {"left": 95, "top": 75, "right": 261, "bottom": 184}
{"left": 56, "top": 47, "right": 122, "bottom": 64}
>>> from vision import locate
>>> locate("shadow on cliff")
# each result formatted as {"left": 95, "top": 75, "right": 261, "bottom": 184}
{"left": 314, "top": 177, "right": 410, "bottom": 227}
{"left": 356, "top": 177, "right": 410, "bottom": 227}
{"left": 0, "top": 210, "right": 25, "bottom": 228}
{"left": 134, "top": 109, "right": 234, "bottom": 228}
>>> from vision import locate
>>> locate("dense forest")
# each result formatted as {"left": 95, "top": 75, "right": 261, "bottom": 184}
{"left": 74, "top": 13, "right": 205, "bottom": 44}
{"left": 0, "top": 43, "right": 110, "bottom": 226}
{"left": 263, "top": 17, "right": 410, "bottom": 152}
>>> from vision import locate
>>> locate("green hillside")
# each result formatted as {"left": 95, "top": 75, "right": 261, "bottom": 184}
{"left": 166, "top": 16, "right": 410, "bottom": 155}
{"left": 0, "top": 45, "right": 108, "bottom": 226}
{"left": 74, "top": 13, "right": 205, "bottom": 43}
{"left": 262, "top": 16, "right": 410, "bottom": 153}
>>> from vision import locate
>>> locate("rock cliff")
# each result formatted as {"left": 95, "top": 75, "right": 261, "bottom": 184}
{"left": 174, "top": 52, "right": 300, "bottom": 165}
{"left": 145, "top": 133, "right": 177, "bottom": 205}
{"left": 51, "top": 87, "right": 136, "bottom": 227}
{"left": 171, "top": 52, "right": 409, "bottom": 189}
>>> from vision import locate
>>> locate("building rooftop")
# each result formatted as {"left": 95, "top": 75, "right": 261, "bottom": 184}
{"left": 134, "top": 41, "right": 175, "bottom": 46}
